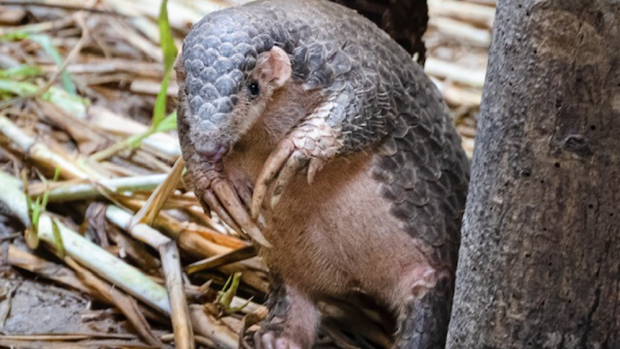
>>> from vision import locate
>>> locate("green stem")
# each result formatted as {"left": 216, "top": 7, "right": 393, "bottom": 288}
{"left": 89, "top": 127, "right": 155, "bottom": 162}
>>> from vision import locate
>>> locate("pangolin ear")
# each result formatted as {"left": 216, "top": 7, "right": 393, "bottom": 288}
{"left": 256, "top": 46, "right": 291, "bottom": 89}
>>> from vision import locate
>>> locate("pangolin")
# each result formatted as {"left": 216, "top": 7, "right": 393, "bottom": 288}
{"left": 176, "top": 0, "right": 469, "bottom": 348}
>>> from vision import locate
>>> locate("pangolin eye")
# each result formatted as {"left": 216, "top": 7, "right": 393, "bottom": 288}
{"left": 247, "top": 81, "right": 260, "bottom": 98}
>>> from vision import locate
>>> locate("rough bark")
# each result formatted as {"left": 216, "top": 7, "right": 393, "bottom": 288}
{"left": 446, "top": 1, "right": 620, "bottom": 348}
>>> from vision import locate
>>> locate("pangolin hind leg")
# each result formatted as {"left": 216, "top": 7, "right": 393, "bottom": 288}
{"left": 255, "top": 275, "right": 320, "bottom": 349}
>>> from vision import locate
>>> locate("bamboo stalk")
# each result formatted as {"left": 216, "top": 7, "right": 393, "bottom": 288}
{"left": 161, "top": 241, "right": 195, "bottom": 349}
{"left": 425, "top": 58, "right": 487, "bottom": 88}
{"left": 431, "top": 78, "right": 483, "bottom": 107}
{"left": 465, "top": 0, "right": 497, "bottom": 7}
{"left": 120, "top": 198, "right": 247, "bottom": 251}
{"left": 29, "top": 174, "right": 171, "bottom": 201}
{"left": 429, "top": 0, "right": 495, "bottom": 28}
{"left": 130, "top": 156, "right": 184, "bottom": 227}
{"left": 429, "top": 17, "right": 491, "bottom": 47}
{"left": 106, "top": 204, "right": 265, "bottom": 307}
{"left": 39, "top": 213, "right": 171, "bottom": 314}
{"left": 130, "top": 78, "right": 179, "bottom": 96}
{"left": 0, "top": 112, "right": 242, "bottom": 251}
{"left": 106, "top": 205, "right": 171, "bottom": 249}
{"left": 185, "top": 245, "right": 257, "bottom": 275}
{"left": 88, "top": 105, "right": 181, "bottom": 159}
{"left": 0, "top": 170, "right": 171, "bottom": 315}
{"left": 0, "top": 115, "right": 95, "bottom": 179}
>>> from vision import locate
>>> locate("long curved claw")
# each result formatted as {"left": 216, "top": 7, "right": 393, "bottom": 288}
{"left": 306, "top": 157, "right": 325, "bottom": 185}
{"left": 270, "top": 150, "right": 308, "bottom": 208}
{"left": 212, "top": 180, "right": 272, "bottom": 248}
{"left": 202, "top": 189, "right": 241, "bottom": 233}
{"left": 251, "top": 140, "right": 296, "bottom": 220}
{"left": 194, "top": 165, "right": 272, "bottom": 248}
{"left": 196, "top": 194, "right": 212, "bottom": 218}
{"left": 234, "top": 181, "right": 254, "bottom": 211}
{"left": 227, "top": 170, "right": 254, "bottom": 211}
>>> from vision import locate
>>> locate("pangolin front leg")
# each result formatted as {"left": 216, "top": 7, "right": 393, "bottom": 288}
{"left": 251, "top": 100, "right": 342, "bottom": 219}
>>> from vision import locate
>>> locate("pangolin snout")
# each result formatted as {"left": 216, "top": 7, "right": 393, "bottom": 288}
{"left": 195, "top": 140, "right": 231, "bottom": 164}
{"left": 186, "top": 115, "right": 233, "bottom": 164}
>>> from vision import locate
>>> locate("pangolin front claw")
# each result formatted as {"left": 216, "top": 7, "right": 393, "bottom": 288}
{"left": 201, "top": 189, "right": 241, "bottom": 232}
{"left": 251, "top": 139, "right": 297, "bottom": 219}
{"left": 251, "top": 101, "right": 341, "bottom": 221}
{"left": 251, "top": 140, "right": 329, "bottom": 219}
{"left": 197, "top": 168, "right": 272, "bottom": 248}
{"left": 214, "top": 180, "right": 272, "bottom": 247}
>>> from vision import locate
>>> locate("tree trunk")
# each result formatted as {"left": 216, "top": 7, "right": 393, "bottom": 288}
{"left": 446, "top": 1, "right": 620, "bottom": 348}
